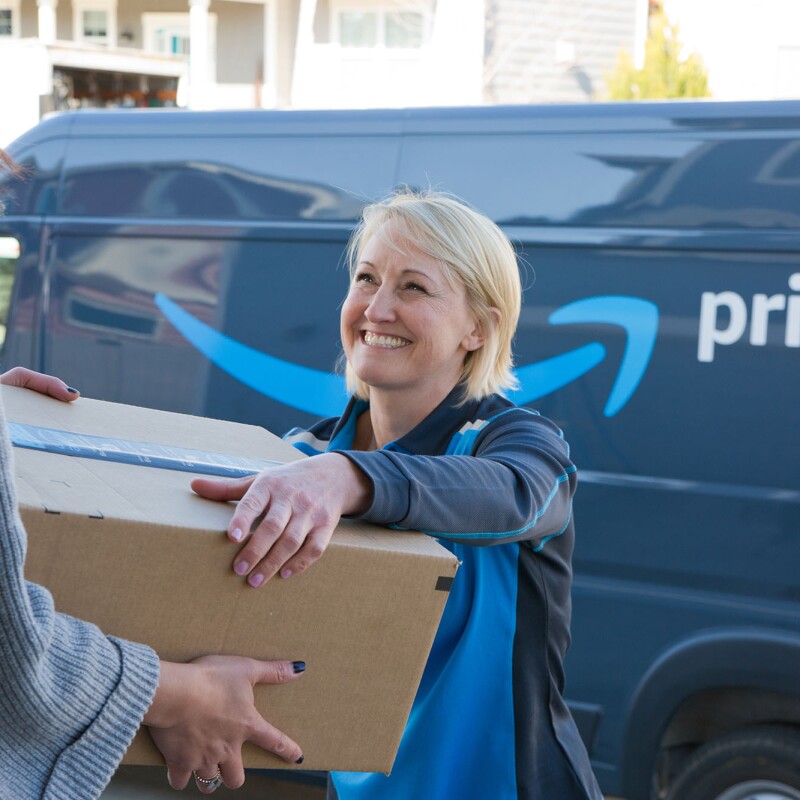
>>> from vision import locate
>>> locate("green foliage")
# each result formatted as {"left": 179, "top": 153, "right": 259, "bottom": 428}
{"left": 606, "top": 11, "right": 710, "bottom": 100}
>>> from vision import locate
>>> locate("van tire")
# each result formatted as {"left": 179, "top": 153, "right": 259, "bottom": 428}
{"left": 665, "top": 726, "right": 800, "bottom": 800}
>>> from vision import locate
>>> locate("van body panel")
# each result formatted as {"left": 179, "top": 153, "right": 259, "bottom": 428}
{"left": 3, "top": 102, "right": 799, "bottom": 799}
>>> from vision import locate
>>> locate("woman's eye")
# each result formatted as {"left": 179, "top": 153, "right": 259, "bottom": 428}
{"left": 354, "top": 272, "right": 374, "bottom": 284}
{"left": 405, "top": 282, "right": 427, "bottom": 293}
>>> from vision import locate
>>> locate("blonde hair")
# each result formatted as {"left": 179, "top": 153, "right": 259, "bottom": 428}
{"left": 344, "top": 190, "right": 521, "bottom": 402}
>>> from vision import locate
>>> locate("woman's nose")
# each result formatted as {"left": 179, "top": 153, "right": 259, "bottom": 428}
{"left": 364, "top": 285, "right": 396, "bottom": 322}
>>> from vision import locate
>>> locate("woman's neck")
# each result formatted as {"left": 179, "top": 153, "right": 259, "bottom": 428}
{"left": 354, "top": 384, "right": 457, "bottom": 450}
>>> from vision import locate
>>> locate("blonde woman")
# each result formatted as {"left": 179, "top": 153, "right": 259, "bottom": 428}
{"left": 194, "top": 191, "right": 602, "bottom": 800}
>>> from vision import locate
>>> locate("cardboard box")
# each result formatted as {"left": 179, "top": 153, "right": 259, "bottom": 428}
{"left": 3, "top": 386, "right": 458, "bottom": 773}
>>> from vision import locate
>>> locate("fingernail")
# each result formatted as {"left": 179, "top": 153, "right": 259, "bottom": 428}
{"left": 230, "top": 527, "right": 243, "bottom": 542}
{"left": 281, "top": 568, "right": 292, "bottom": 579}
{"left": 295, "top": 755, "right": 305, "bottom": 765}
{"left": 292, "top": 661, "right": 306, "bottom": 674}
{"left": 248, "top": 573, "right": 264, "bottom": 588}
{"left": 234, "top": 561, "right": 249, "bottom": 576}
{"left": 66, "top": 386, "right": 77, "bottom": 394}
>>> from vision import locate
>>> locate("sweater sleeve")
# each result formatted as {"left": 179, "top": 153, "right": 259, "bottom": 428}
{"left": 337, "top": 409, "right": 576, "bottom": 549}
{"left": 0, "top": 400, "right": 160, "bottom": 800}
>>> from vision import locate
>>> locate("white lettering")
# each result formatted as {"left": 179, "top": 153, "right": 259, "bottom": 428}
{"left": 787, "top": 273, "right": 800, "bottom": 348}
{"left": 698, "top": 291, "right": 748, "bottom": 362}
{"left": 750, "top": 294, "right": 787, "bottom": 346}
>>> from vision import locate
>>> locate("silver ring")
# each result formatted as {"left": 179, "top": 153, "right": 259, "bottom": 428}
{"left": 193, "top": 767, "right": 223, "bottom": 790}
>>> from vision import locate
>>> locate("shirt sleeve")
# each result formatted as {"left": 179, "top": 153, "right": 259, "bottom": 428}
{"left": 0, "top": 404, "right": 160, "bottom": 800}
{"left": 337, "top": 409, "right": 576, "bottom": 549}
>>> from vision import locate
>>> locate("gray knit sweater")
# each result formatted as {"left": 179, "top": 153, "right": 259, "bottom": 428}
{"left": 0, "top": 398, "right": 160, "bottom": 800}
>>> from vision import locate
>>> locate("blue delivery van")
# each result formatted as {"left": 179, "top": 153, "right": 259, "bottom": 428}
{"left": 1, "top": 101, "right": 799, "bottom": 800}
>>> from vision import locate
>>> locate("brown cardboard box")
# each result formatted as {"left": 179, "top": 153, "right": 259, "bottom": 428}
{"left": 3, "top": 386, "right": 458, "bottom": 773}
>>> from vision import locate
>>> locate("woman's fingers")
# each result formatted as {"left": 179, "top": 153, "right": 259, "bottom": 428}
{"left": 149, "top": 657, "right": 306, "bottom": 793}
{"left": 278, "top": 528, "right": 334, "bottom": 580}
{"left": 165, "top": 765, "right": 192, "bottom": 789}
{"left": 195, "top": 471, "right": 279, "bottom": 546}
{"left": 237, "top": 501, "right": 336, "bottom": 587}
{"left": 194, "top": 459, "right": 350, "bottom": 585}
{"left": 227, "top": 474, "right": 277, "bottom": 544}
{"left": 242, "top": 512, "right": 310, "bottom": 586}
{"left": 191, "top": 474, "right": 254, "bottom": 503}
{"left": 193, "top": 766, "right": 223, "bottom": 794}
{"left": 219, "top": 760, "right": 245, "bottom": 790}
{"left": 236, "top": 656, "right": 307, "bottom": 691}
{"left": 233, "top": 499, "right": 293, "bottom": 585}
{"left": 249, "top": 718, "right": 304, "bottom": 765}
{"left": 0, "top": 366, "right": 79, "bottom": 401}
{"left": 219, "top": 656, "right": 306, "bottom": 764}
{"left": 191, "top": 474, "right": 268, "bottom": 547}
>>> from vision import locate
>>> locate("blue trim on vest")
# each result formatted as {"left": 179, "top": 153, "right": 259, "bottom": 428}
{"left": 533, "top": 510, "right": 574, "bottom": 552}
{"left": 287, "top": 441, "right": 321, "bottom": 457}
{"left": 329, "top": 399, "right": 368, "bottom": 452}
{"left": 399, "top": 465, "right": 575, "bottom": 541}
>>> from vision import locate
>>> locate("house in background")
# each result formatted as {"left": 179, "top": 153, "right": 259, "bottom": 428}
{"left": 484, "top": 0, "right": 647, "bottom": 103}
{"left": 0, "top": 0, "right": 644, "bottom": 146}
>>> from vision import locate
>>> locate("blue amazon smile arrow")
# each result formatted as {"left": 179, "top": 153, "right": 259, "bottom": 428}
{"left": 511, "top": 295, "right": 659, "bottom": 417}
{"left": 155, "top": 293, "right": 657, "bottom": 418}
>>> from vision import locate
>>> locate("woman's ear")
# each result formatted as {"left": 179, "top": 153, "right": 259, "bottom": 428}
{"left": 462, "top": 308, "right": 500, "bottom": 352}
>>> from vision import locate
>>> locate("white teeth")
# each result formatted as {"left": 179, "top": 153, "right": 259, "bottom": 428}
{"left": 363, "top": 332, "right": 409, "bottom": 348}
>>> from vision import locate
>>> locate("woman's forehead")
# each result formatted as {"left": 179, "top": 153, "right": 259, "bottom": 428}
{"left": 359, "top": 221, "right": 460, "bottom": 285}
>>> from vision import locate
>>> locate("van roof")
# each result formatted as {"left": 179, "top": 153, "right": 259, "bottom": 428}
{"left": 16, "top": 99, "right": 800, "bottom": 147}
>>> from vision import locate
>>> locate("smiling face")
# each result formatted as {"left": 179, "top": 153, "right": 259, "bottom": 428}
{"left": 340, "top": 221, "right": 485, "bottom": 409}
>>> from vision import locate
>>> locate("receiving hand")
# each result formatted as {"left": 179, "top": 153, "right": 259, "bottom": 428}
{"left": 144, "top": 655, "right": 306, "bottom": 792}
{"left": 191, "top": 453, "right": 372, "bottom": 587}
{"left": 0, "top": 367, "right": 80, "bottom": 401}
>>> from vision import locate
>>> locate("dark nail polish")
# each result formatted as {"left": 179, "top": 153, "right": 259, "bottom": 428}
{"left": 67, "top": 387, "right": 78, "bottom": 394}
{"left": 292, "top": 661, "right": 306, "bottom": 674}
{"left": 295, "top": 755, "right": 305, "bottom": 765}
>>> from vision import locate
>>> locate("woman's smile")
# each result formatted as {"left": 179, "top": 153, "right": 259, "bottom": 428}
{"left": 362, "top": 331, "right": 411, "bottom": 349}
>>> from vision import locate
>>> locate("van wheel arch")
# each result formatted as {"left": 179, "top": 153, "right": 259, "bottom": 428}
{"left": 620, "top": 629, "right": 800, "bottom": 800}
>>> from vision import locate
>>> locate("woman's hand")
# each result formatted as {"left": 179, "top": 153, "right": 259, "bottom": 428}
{"left": 0, "top": 367, "right": 79, "bottom": 401}
{"left": 145, "top": 655, "right": 306, "bottom": 792}
{"left": 191, "top": 453, "right": 372, "bottom": 587}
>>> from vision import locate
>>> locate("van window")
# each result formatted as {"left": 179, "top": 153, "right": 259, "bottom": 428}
{"left": 61, "top": 135, "right": 399, "bottom": 220}
{"left": 399, "top": 132, "right": 800, "bottom": 229}
{"left": 0, "top": 140, "right": 63, "bottom": 216}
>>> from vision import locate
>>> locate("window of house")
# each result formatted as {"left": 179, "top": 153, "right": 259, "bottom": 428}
{"left": 73, "top": 1, "right": 116, "bottom": 46}
{"left": 142, "top": 13, "right": 217, "bottom": 75}
{"left": 154, "top": 26, "right": 190, "bottom": 56}
{"left": 384, "top": 11, "right": 424, "bottom": 48}
{"left": 334, "top": 6, "right": 428, "bottom": 49}
{"left": 338, "top": 11, "right": 378, "bottom": 47}
{"left": 0, "top": 3, "right": 20, "bottom": 37}
{"left": 82, "top": 10, "right": 108, "bottom": 40}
